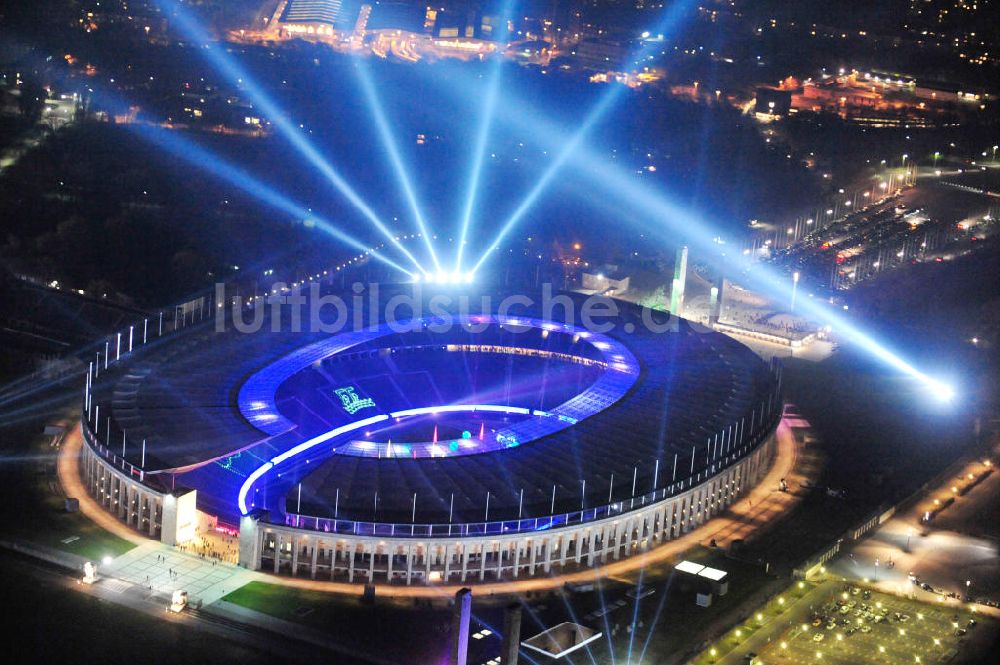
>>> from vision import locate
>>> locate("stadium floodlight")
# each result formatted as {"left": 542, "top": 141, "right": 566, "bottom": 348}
{"left": 437, "top": 71, "right": 956, "bottom": 402}
{"left": 353, "top": 61, "right": 442, "bottom": 272}
{"left": 154, "top": 0, "right": 426, "bottom": 274}
{"left": 470, "top": 0, "right": 698, "bottom": 274}
{"left": 454, "top": 0, "right": 515, "bottom": 274}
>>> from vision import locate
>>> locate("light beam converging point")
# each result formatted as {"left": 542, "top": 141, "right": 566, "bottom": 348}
{"left": 67, "top": 3, "right": 954, "bottom": 404}
{"left": 353, "top": 61, "right": 442, "bottom": 273}
{"left": 413, "top": 271, "right": 476, "bottom": 285}
{"left": 156, "top": 0, "right": 426, "bottom": 275}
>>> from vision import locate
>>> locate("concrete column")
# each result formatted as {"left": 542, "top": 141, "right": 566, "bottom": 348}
{"left": 479, "top": 542, "right": 488, "bottom": 581}
{"left": 310, "top": 541, "right": 319, "bottom": 579}
{"left": 238, "top": 514, "right": 262, "bottom": 570}
{"left": 348, "top": 542, "right": 356, "bottom": 582}
{"left": 616, "top": 520, "right": 627, "bottom": 559}
{"left": 450, "top": 588, "right": 472, "bottom": 665}
{"left": 513, "top": 540, "right": 521, "bottom": 577}
{"left": 291, "top": 536, "right": 300, "bottom": 576}
{"left": 367, "top": 543, "right": 375, "bottom": 581}
{"left": 406, "top": 545, "right": 414, "bottom": 585}
{"left": 273, "top": 533, "right": 281, "bottom": 574}
{"left": 116, "top": 478, "right": 125, "bottom": 519}
{"left": 461, "top": 544, "right": 470, "bottom": 582}
{"left": 529, "top": 539, "right": 538, "bottom": 575}
{"left": 127, "top": 486, "right": 137, "bottom": 526}
{"left": 139, "top": 492, "right": 146, "bottom": 531}
{"left": 544, "top": 537, "right": 553, "bottom": 572}
{"left": 501, "top": 603, "right": 522, "bottom": 665}
{"left": 148, "top": 497, "right": 158, "bottom": 536}
{"left": 386, "top": 544, "right": 393, "bottom": 582}
{"left": 444, "top": 543, "right": 452, "bottom": 581}
{"left": 426, "top": 543, "right": 432, "bottom": 579}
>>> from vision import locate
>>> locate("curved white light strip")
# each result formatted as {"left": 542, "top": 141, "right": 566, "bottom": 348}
{"left": 390, "top": 404, "right": 531, "bottom": 418}
{"left": 238, "top": 414, "right": 388, "bottom": 514}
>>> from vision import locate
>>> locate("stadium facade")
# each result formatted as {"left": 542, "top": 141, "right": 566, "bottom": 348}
{"left": 79, "top": 285, "right": 782, "bottom": 585}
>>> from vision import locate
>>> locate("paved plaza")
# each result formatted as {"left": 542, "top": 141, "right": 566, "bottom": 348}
{"left": 103, "top": 542, "right": 258, "bottom": 605}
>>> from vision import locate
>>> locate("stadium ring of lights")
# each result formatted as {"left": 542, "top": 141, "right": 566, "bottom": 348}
{"left": 80, "top": 286, "right": 782, "bottom": 585}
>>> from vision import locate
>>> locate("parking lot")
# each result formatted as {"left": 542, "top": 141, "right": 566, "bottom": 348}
{"left": 756, "top": 585, "right": 986, "bottom": 664}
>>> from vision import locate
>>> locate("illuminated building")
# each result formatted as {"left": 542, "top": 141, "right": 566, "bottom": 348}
{"left": 80, "top": 287, "right": 780, "bottom": 585}
{"left": 431, "top": 8, "right": 507, "bottom": 40}
{"left": 276, "top": 0, "right": 356, "bottom": 37}
{"left": 568, "top": 38, "right": 629, "bottom": 71}
{"left": 282, "top": 0, "right": 346, "bottom": 25}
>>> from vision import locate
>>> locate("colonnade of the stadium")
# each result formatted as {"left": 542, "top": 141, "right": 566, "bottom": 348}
{"left": 237, "top": 435, "right": 776, "bottom": 584}
{"left": 81, "top": 426, "right": 173, "bottom": 543}
{"left": 79, "top": 414, "right": 776, "bottom": 585}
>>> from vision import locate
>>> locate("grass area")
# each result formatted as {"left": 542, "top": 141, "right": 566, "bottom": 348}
{"left": 223, "top": 581, "right": 465, "bottom": 663}
{"left": 0, "top": 416, "right": 134, "bottom": 561}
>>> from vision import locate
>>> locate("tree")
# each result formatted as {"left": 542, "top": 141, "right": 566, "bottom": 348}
{"left": 17, "top": 78, "right": 46, "bottom": 124}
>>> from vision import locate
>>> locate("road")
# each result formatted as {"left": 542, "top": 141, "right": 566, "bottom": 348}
{"left": 826, "top": 443, "right": 1000, "bottom": 617}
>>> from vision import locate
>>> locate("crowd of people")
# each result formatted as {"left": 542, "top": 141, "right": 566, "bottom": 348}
{"left": 174, "top": 528, "right": 239, "bottom": 565}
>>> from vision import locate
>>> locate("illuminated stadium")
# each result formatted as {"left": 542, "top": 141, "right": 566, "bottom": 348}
{"left": 80, "top": 285, "right": 781, "bottom": 584}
